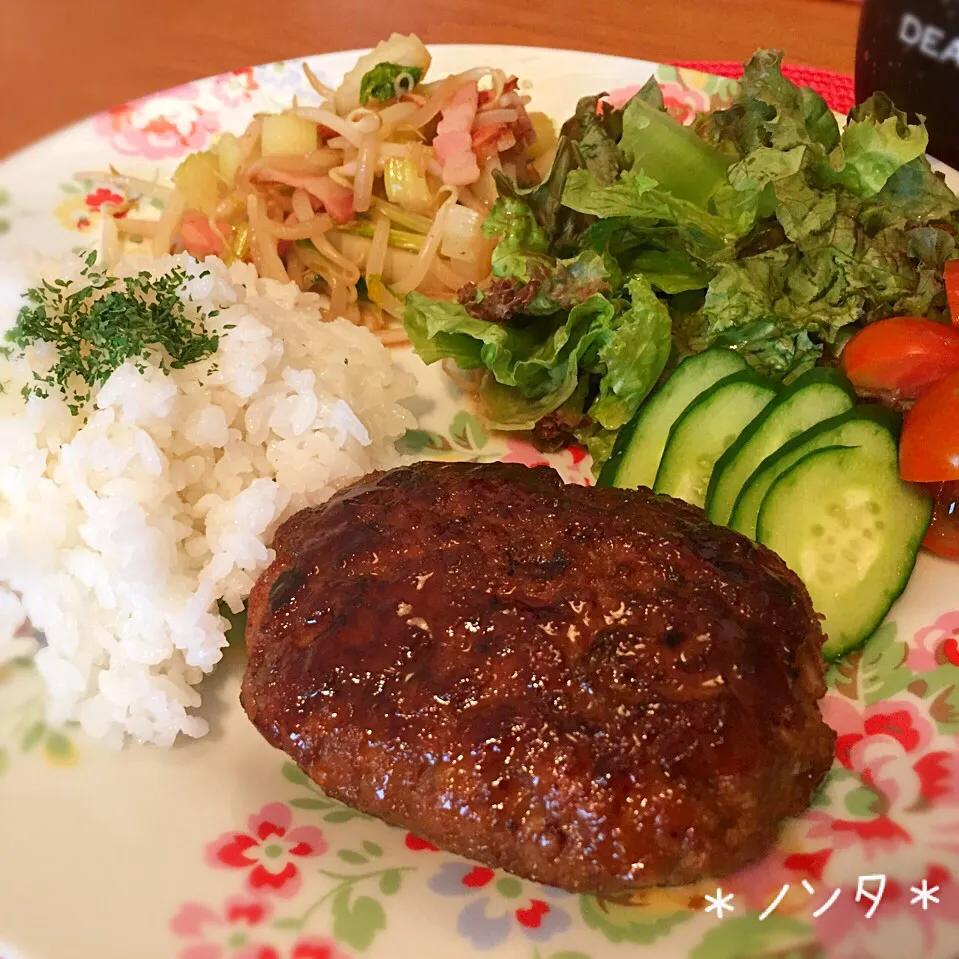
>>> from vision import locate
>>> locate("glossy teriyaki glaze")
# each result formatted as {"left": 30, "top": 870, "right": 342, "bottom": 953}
{"left": 241, "top": 461, "right": 835, "bottom": 894}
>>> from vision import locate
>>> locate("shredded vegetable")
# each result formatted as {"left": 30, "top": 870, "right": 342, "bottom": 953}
{"left": 91, "top": 34, "right": 555, "bottom": 345}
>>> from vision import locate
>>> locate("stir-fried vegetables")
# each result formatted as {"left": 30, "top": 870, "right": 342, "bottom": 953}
{"left": 87, "top": 34, "right": 556, "bottom": 345}
{"left": 335, "top": 33, "right": 431, "bottom": 115}
{"left": 261, "top": 114, "right": 318, "bottom": 157}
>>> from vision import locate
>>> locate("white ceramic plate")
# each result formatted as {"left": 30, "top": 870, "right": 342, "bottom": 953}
{"left": 1, "top": 45, "right": 958, "bottom": 959}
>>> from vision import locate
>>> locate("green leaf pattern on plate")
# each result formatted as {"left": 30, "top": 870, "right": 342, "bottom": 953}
{"left": 579, "top": 895, "right": 691, "bottom": 944}
{"left": 330, "top": 889, "right": 387, "bottom": 951}
{"left": 688, "top": 915, "right": 818, "bottom": 959}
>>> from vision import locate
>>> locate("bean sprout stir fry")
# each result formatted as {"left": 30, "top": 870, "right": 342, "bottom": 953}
{"left": 83, "top": 35, "right": 556, "bottom": 345}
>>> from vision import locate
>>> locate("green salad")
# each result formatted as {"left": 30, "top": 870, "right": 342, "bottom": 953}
{"left": 402, "top": 50, "right": 959, "bottom": 470}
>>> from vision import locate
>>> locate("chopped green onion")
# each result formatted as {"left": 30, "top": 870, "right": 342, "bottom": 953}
{"left": 371, "top": 198, "right": 433, "bottom": 234}
{"left": 359, "top": 63, "right": 423, "bottom": 106}
{"left": 332, "top": 224, "right": 424, "bottom": 253}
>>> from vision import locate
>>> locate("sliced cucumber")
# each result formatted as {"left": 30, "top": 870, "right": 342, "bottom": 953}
{"left": 653, "top": 370, "right": 777, "bottom": 508}
{"left": 728, "top": 407, "right": 902, "bottom": 540}
{"left": 705, "top": 368, "right": 855, "bottom": 526}
{"left": 757, "top": 445, "right": 933, "bottom": 659}
{"left": 598, "top": 348, "right": 748, "bottom": 489}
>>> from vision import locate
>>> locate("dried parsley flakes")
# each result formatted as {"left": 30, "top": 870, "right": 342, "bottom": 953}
{"left": 5, "top": 253, "right": 219, "bottom": 415}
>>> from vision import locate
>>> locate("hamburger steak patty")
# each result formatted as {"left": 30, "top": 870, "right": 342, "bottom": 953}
{"left": 241, "top": 461, "right": 836, "bottom": 894}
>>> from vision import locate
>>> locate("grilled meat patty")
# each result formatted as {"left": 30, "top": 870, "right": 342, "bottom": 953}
{"left": 241, "top": 461, "right": 836, "bottom": 894}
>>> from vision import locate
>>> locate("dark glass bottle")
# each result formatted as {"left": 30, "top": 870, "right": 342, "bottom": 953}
{"left": 856, "top": 0, "right": 959, "bottom": 167}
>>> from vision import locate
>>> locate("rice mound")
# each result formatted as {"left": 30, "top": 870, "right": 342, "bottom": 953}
{"left": 0, "top": 254, "right": 416, "bottom": 746}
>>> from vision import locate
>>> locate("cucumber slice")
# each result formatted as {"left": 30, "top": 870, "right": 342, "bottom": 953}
{"left": 728, "top": 406, "right": 901, "bottom": 540}
{"left": 757, "top": 445, "right": 933, "bottom": 659}
{"left": 598, "top": 348, "right": 748, "bottom": 489}
{"left": 653, "top": 370, "right": 778, "bottom": 508}
{"left": 705, "top": 368, "right": 855, "bottom": 526}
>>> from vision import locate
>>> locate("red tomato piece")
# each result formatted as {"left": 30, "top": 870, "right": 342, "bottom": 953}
{"left": 922, "top": 481, "right": 959, "bottom": 559}
{"left": 900, "top": 367, "right": 959, "bottom": 482}
{"left": 945, "top": 258, "right": 959, "bottom": 328}
{"left": 841, "top": 317, "right": 959, "bottom": 401}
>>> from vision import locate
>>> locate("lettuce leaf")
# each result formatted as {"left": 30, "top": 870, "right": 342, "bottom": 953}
{"left": 801, "top": 86, "right": 842, "bottom": 153}
{"left": 493, "top": 136, "right": 593, "bottom": 255}
{"left": 561, "top": 168, "right": 662, "bottom": 219}
{"left": 695, "top": 193, "right": 959, "bottom": 380}
{"left": 675, "top": 49, "right": 959, "bottom": 382}
{"left": 562, "top": 169, "right": 740, "bottom": 254}
{"left": 620, "top": 93, "right": 732, "bottom": 206}
{"left": 471, "top": 196, "right": 621, "bottom": 317}
{"left": 772, "top": 170, "right": 838, "bottom": 241}
{"left": 858, "top": 155, "right": 959, "bottom": 232}
{"left": 626, "top": 248, "right": 713, "bottom": 294}
{"left": 587, "top": 276, "right": 673, "bottom": 429}
{"left": 576, "top": 421, "right": 619, "bottom": 472}
{"left": 727, "top": 145, "right": 806, "bottom": 193}
{"left": 563, "top": 95, "right": 624, "bottom": 186}
{"left": 404, "top": 278, "right": 670, "bottom": 434}
{"left": 490, "top": 93, "right": 627, "bottom": 255}
{"left": 693, "top": 49, "right": 839, "bottom": 155}
{"left": 403, "top": 292, "right": 614, "bottom": 425}
{"left": 824, "top": 94, "right": 929, "bottom": 198}
{"left": 483, "top": 196, "right": 549, "bottom": 260}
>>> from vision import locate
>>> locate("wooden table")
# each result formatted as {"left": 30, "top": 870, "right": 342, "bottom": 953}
{"left": 0, "top": 0, "right": 860, "bottom": 159}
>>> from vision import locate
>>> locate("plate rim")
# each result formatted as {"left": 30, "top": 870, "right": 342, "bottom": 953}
{"left": 0, "top": 43, "right": 702, "bottom": 169}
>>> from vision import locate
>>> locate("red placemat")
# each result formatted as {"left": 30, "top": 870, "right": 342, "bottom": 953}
{"left": 670, "top": 60, "right": 856, "bottom": 114}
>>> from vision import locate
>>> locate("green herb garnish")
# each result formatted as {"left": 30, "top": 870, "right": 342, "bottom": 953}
{"left": 359, "top": 63, "right": 422, "bottom": 106}
{"left": 6, "top": 253, "right": 219, "bottom": 415}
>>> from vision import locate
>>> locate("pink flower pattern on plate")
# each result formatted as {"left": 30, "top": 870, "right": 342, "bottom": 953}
{"left": 209, "top": 68, "right": 259, "bottom": 107}
{"left": 206, "top": 803, "right": 326, "bottom": 899}
{"left": 909, "top": 611, "right": 959, "bottom": 674}
{"left": 657, "top": 81, "right": 712, "bottom": 124}
{"left": 404, "top": 832, "right": 439, "bottom": 852}
{"left": 729, "top": 842, "right": 832, "bottom": 913}
{"left": 170, "top": 895, "right": 275, "bottom": 959}
{"left": 427, "top": 861, "right": 571, "bottom": 949}
{"left": 827, "top": 696, "right": 959, "bottom": 810}
{"left": 285, "top": 939, "right": 350, "bottom": 959}
{"left": 814, "top": 864, "right": 959, "bottom": 959}
{"left": 500, "top": 437, "right": 592, "bottom": 485}
{"left": 92, "top": 82, "right": 220, "bottom": 159}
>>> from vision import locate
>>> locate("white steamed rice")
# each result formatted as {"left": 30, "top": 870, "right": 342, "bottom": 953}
{"left": 0, "top": 254, "right": 416, "bottom": 746}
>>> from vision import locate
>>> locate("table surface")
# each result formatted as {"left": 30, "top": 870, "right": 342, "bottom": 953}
{"left": 0, "top": 0, "right": 860, "bottom": 159}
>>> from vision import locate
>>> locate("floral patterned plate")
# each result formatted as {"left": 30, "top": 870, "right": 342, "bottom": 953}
{"left": 0, "top": 45, "right": 958, "bottom": 959}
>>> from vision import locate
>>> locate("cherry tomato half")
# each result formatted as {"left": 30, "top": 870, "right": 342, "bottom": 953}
{"left": 922, "top": 481, "right": 959, "bottom": 560}
{"left": 841, "top": 317, "right": 959, "bottom": 402}
{"left": 900, "top": 366, "right": 959, "bottom": 482}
